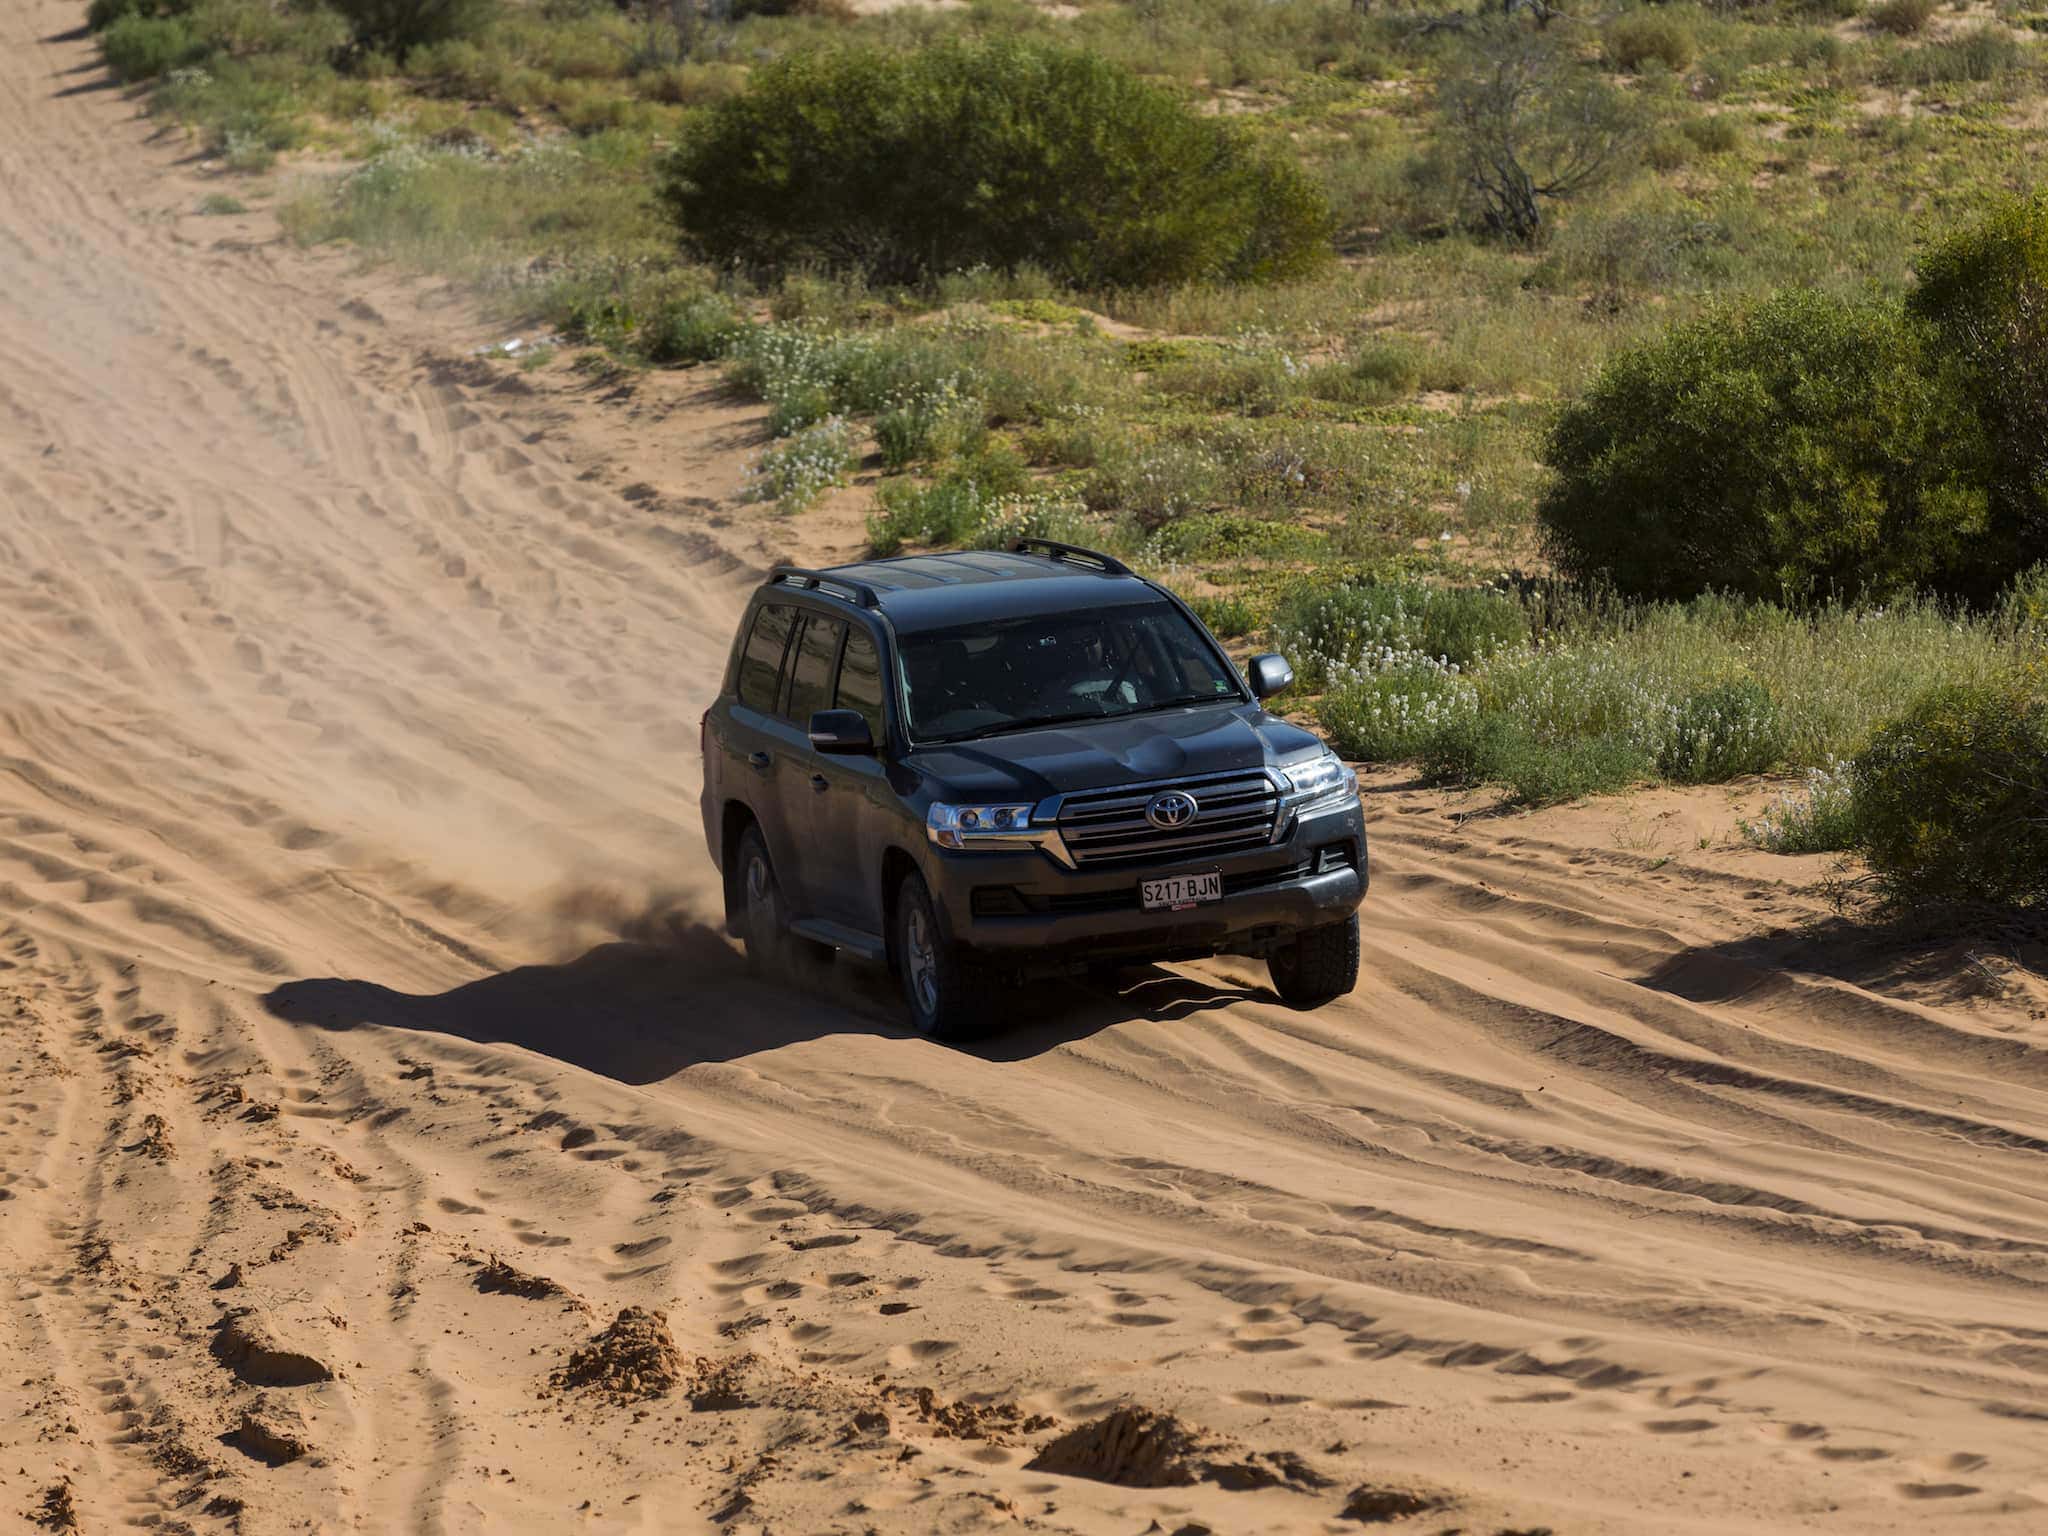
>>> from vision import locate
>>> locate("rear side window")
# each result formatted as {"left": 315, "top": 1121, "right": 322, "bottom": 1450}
{"left": 786, "top": 614, "right": 845, "bottom": 724}
{"left": 835, "top": 628, "right": 885, "bottom": 740}
{"left": 737, "top": 604, "right": 795, "bottom": 712}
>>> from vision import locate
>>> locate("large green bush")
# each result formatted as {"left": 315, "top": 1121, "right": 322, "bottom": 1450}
{"left": 329, "top": 0, "right": 496, "bottom": 61}
{"left": 1539, "top": 289, "right": 1992, "bottom": 603}
{"left": 100, "top": 13, "right": 201, "bottom": 80}
{"left": 1911, "top": 192, "right": 2048, "bottom": 593}
{"left": 87, "top": 0, "right": 192, "bottom": 30}
{"left": 659, "top": 40, "right": 1331, "bottom": 288}
{"left": 1850, "top": 675, "right": 2048, "bottom": 908}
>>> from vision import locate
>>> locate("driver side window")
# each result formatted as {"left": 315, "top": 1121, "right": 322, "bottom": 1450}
{"left": 835, "top": 628, "right": 885, "bottom": 740}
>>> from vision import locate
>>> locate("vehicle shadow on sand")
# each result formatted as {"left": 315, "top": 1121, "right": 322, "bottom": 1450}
{"left": 262, "top": 925, "right": 1265, "bottom": 1083}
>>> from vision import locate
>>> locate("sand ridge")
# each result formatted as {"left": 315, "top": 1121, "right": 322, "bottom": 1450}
{"left": 2, "top": 1, "right": 2048, "bottom": 1531}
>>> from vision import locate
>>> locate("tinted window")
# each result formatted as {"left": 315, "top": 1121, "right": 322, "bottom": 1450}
{"left": 786, "top": 614, "right": 844, "bottom": 725}
{"left": 835, "top": 628, "right": 885, "bottom": 740}
{"left": 737, "top": 604, "right": 794, "bottom": 712}
{"left": 898, "top": 602, "right": 1240, "bottom": 742}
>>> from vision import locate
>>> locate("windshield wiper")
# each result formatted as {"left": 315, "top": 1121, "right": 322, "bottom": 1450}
{"left": 957, "top": 709, "right": 1111, "bottom": 741}
{"left": 1110, "top": 692, "right": 1235, "bottom": 716}
{"left": 920, "top": 696, "right": 1231, "bottom": 745}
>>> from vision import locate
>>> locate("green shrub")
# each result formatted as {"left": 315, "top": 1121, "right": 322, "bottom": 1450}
{"left": 868, "top": 475, "right": 1086, "bottom": 557}
{"left": 1680, "top": 114, "right": 1741, "bottom": 155}
{"left": 1083, "top": 439, "right": 1222, "bottom": 525}
{"left": 1851, "top": 676, "right": 2048, "bottom": 907}
{"left": 1911, "top": 193, "right": 2048, "bottom": 590}
{"left": 1421, "top": 711, "right": 1652, "bottom": 805}
{"left": 1658, "top": 678, "right": 1784, "bottom": 783}
{"left": 873, "top": 382, "right": 989, "bottom": 470}
{"left": 1150, "top": 347, "right": 1299, "bottom": 415}
{"left": 1499, "top": 733, "right": 1655, "bottom": 806}
{"left": 1888, "top": 27, "right": 2022, "bottom": 84}
{"left": 660, "top": 40, "right": 1330, "bottom": 288}
{"left": 1870, "top": 0, "right": 1937, "bottom": 34}
{"left": 1540, "top": 289, "right": 1993, "bottom": 604}
{"left": 87, "top": 0, "right": 191, "bottom": 29}
{"left": 1606, "top": 13, "right": 1697, "bottom": 74}
{"left": 100, "top": 14, "right": 200, "bottom": 79}
{"left": 330, "top": 0, "right": 496, "bottom": 62}
{"left": 1152, "top": 513, "right": 1326, "bottom": 563}
{"left": 1318, "top": 659, "right": 1479, "bottom": 763}
{"left": 1739, "top": 760, "right": 1863, "bottom": 853}
{"left": 1305, "top": 338, "right": 1421, "bottom": 407}
{"left": 641, "top": 294, "right": 747, "bottom": 366}
{"left": 745, "top": 416, "right": 860, "bottom": 514}
{"left": 1274, "top": 580, "right": 1528, "bottom": 688}
{"left": 1185, "top": 594, "right": 1257, "bottom": 638}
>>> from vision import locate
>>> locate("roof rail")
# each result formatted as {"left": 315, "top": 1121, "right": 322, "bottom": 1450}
{"left": 1009, "top": 538, "right": 1133, "bottom": 577}
{"left": 769, "top": 565, "right": 881, "bottom": 609}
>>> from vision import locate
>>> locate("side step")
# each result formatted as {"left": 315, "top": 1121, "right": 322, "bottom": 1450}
{"left": 788, "top": 917, "right": 888, "bottom": 965}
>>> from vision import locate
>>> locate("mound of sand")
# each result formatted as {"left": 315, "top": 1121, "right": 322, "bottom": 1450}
{"left": 1026, "top": 1406, "right": 1329, "bottom": 1492}
{"left": 224, "top": 1397, "right": 314, "bottom": 1466}
{"left": 210, "top": 1310, "right": 334, "bottom": 1388}
{"left": 550, "top": 1307, "right": 684, "bottom": 1401}
{"left": 471, "top": 1251, "right": 576, "bottom": 1304}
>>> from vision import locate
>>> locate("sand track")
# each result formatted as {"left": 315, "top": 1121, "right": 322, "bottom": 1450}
{"left": 3, "top": 4, "right": 2047, "bottom": 1532}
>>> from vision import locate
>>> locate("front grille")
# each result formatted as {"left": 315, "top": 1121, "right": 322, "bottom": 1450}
{"left": 1054, "top": 771, "right": 1280, "bottom": 867}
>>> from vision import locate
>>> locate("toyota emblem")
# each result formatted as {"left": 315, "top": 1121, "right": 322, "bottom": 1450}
{"left": 1145, "top": 790, "right": 1199, "bottom": 830}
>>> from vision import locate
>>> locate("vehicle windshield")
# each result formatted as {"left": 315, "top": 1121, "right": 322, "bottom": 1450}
{"left": 899, "top": 602, "right": 1243, "bottom": 743}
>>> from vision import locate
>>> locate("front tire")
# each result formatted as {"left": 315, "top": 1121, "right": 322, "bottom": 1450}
{"left": 893, "top": 872, "right": 993, "bottom": 1041}
{"left": 1267, "top": 914, "right": 1360, "bottom": 1009}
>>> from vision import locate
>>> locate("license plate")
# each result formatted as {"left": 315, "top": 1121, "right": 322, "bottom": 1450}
{"left": 1141, "top": 870, "right": 1222, "bottom": 911}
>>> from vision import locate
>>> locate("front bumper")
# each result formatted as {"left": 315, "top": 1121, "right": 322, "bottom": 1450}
{"left": 923, "top": 797, "right": 1368, "bottom": 967}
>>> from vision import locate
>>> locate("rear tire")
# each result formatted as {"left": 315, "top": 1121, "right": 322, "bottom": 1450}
{"left": 1267, "top": 914, "right": 1360, "bottom": 1009}
{"left": 893, "top": 872, "right": 995, "bottom": 1041}
{"left": 734, "top": 826, "right": 789, "bottom": 974}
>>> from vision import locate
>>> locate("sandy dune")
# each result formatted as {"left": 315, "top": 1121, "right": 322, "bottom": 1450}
{"left": 4, "top": 5, "right": 2048, "bottom": 1533}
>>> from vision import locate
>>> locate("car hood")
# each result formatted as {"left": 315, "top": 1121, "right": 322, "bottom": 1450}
{"left": 903, "top": 703, "right": 1325, "bottom": 804}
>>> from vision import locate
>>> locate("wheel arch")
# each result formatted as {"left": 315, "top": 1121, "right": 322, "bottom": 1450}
{"left": 719, "top": 800, "right": 759, "bottom": 932}
{"left": 878, "top": 844, "right": 921, "bottom": 976}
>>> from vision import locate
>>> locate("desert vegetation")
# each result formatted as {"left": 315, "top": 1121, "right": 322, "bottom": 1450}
{"left": 97, "top": 0, "right": 2048, "bottom": 910}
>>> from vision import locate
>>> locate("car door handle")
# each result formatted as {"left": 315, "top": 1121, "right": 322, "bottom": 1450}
{"left": 809, "top": 773, "right": 830, "bottom": 793}
{"left": 747, "top": 751, "right": 772, "bottom": 771}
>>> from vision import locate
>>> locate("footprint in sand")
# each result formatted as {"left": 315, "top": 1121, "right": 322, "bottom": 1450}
{"left": 1644, "top": 1419, "right": 1717, "bottom": 1434}
{"left": 435, "top": 1197, "right": 484, "bottom": 1215}
{"left": 1817, "top": 1447, "right": 1891, "bottom": 1463}
{"left": 1108, "top": 1312, "right": 1174, "bottom": 1328}
{"left": 1899, "top": 1482, "right": 1980, "bottom": 1499}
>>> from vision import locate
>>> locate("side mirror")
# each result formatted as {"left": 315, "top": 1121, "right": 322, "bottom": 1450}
{"left": 808, "top": 708, "right": 875, "bottom": 755}
{"left": 1247, "top": 653, "right": 1294, "bottom": 700}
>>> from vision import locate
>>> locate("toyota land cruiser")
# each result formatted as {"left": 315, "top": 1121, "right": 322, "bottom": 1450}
{"left": 700, "top": 540, "right": 1367, "bottom": 1038}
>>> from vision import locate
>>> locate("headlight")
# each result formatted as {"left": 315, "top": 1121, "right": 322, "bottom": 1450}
{"left": 927, "top": 802, "right": 1039, "bottom": 850}
{"left": 1280, "top": 750, "right": 1358, "bottom": 809}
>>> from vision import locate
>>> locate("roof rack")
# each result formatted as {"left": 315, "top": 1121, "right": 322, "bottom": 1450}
{"left": 1009, "top": 538, "right": 1133, "bottom": 577}
{"left": 769, "top": 565, "right": 882, "bottom": 608}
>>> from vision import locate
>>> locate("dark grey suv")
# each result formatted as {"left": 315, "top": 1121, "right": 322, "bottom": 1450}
{"left": 699, "top": 540, "right": 1367, "bottom": 1038}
